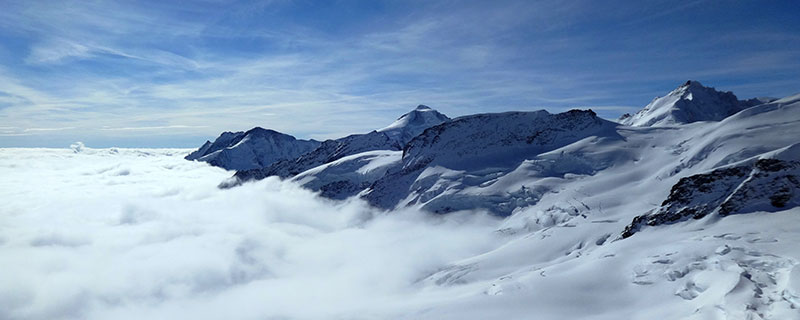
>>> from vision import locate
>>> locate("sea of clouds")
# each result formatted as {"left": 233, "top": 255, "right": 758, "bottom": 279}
{"left": 0, "top": 147, "right": 503, "bottom": 320}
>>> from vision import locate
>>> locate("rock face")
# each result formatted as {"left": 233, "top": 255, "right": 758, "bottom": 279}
{"left": 185, "top": 127, "right": 320, "bottom": 171}
{"left": 619, "top": 80, "right": 763, "bottom": 127}
{"left": 378, "top": 105, "right": 450, "bottom": 147}
{"left": 622, "top": 152, "right": 800, "bottom": 238}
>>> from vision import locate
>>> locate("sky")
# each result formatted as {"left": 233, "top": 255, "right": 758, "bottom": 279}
{"left": 0, "top": 0, "right": 798, "bottom": 147}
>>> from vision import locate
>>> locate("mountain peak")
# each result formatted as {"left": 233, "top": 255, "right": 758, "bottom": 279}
{"left": 185, "top": 127, "right": 320, "bottom": 170}
{"left": 244, "top": 127, "right": 279, "bottom": 136}
{"left": 620, "top": 81, "right": 751, "bottom": 127}
{"left": 681, "top": 80, "right": 704, "bottom": 88}
{"left": 673, "top": 80, "right": 722, "bottom": 97}
{"left": 378, "top": 105, "right": 451, "bottom": 146}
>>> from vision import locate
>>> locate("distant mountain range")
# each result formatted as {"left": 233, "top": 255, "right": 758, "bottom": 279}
{"left": 187, "top": 80, "right": 800, "bottom": 237}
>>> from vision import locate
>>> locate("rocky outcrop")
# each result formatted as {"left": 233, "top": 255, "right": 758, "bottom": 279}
{"left": 622, "top": 157, "right": 800, "bottom": 238}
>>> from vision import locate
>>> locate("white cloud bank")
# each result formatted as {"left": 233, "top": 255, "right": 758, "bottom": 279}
{"left": 2, "top": 147, "right": 800, "bottom": 320}
{"left": 0, "top": 148, "right": 502, "bottom": 320}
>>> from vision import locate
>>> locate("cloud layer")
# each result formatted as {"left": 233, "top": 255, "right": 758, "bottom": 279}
{"left": 0, "top": 147, "right": 502, "bottom": 319}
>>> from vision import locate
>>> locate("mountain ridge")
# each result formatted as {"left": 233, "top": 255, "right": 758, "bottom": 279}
{"left": 185, "top": 127, "right": 320, "bottom": 171}
{"left": 215, "top": 105, "right": 450, "bottom": 187}
{"left": 618, "top": 80, "right": 766, "bottom": 127}
{"left": 188, "top": 82, "right": 800, "bottom": 223}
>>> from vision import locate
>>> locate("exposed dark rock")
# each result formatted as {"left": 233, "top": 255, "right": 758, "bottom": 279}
{"left": 622, "top": 158, "right": 800, "bottom": 238}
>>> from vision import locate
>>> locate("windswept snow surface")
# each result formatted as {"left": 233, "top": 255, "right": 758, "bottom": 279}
{"left": 359, "top": 96, "right": 800, "bottom": 219}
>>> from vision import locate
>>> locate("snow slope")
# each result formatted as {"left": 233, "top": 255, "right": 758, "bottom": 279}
{"left": 291, "top": 150, "right": 402, "bottom": 200}
{"left": 412, "top": 207, "right": 800, "bottom": 319}
{"left": 185, "top": 127, "right": 319, "bottom": 171}
{"left": 619, "top": 80, "right": 766, "bottom": 127}
{"left": 392, "top": 93, "right": 800, "bottom": 319}
{"left": 266, "top": 131, "right": 397, "bottom": 177}
{"left": 623, "top": 143, "right": 800, "bottom": 238}
{"left": 359, "top": 90, "right": 800, "bottom": 220}
{"left": 362, "top": 109, "right": 620, "bottom": 215}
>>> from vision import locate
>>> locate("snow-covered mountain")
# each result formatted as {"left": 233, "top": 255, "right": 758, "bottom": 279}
{"left": 180, "top": 82, "right": 800, "bottom": 318}
{"left": 205, "top": 84, "right": 800, "bottom": 222}
{"left": 403, "top": 93, "right": 800, "bottom": 319}
{"left": 232, "top": 130, "right": 398, "bottom": 182}
{"left": 290, "top": 150, "right": 402, "bottom": 200}
{"left": 363, "top": 109, "right": 619, "bottom": 215}
{"left": 618, "top": 80, "right": 770, "bottom": 127}
{"left": 378, "top": 104, "right": 450, "bottom": 146}
{"left": 223, "top": 105, "right": 450, "bottom": 186}
{"left": 185, "top": 127, "right": 320, "bottom": 171}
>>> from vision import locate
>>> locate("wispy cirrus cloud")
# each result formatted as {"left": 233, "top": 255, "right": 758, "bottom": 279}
{"left": 0, "top": 0, "right": 798, "bottom": 147}
{"left": 100, "top": 125, "right": 208, "bottom": 131}
{"left": 25, "top": 39, "right": 93, "bottom": 64}
{"left": 23, "top": 127, "right": 76, "bottom": 132}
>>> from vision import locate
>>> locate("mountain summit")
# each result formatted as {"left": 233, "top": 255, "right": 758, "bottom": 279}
{"left": 185, "top": 127, "right": 320, "bottom": 171}
{"left": 378, "top": 105, "right": 450, "bottom": 146}
{"left": 619, "top": 80, "right": 764, "bottom": 127}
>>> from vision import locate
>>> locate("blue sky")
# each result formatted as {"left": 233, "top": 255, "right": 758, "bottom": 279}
{"left": 0, "top": 0, "right": 798, "bottom": 147}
